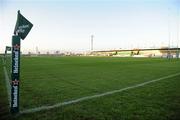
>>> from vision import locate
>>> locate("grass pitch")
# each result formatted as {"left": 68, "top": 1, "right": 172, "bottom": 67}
{"left": 1, "top": 56, "right": 180, "bottom": 120}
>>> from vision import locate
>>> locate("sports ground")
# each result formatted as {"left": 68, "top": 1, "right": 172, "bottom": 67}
{"left": 1, "top": 56, "right": 180, "bottom": 120}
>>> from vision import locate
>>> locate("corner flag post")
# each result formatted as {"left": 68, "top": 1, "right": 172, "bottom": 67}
{"left": 11, "top": 10, "right": 33, "bottom": 114}
{"left": 11, "top": 35, "right": 21, "bottom": 113}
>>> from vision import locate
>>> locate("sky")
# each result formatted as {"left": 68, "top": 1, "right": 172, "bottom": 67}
{"left": 0, "top": 0, "right": 180, "bottom": 53}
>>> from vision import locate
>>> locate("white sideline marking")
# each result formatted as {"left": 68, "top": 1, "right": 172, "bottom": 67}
{"left": 2, "top": 58, "right": 11, "bottom": 107}
{"left": 20, "top": 72, "right": 180, "bottom": 114}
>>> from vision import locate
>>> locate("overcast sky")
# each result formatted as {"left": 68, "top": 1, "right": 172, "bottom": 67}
{"left": 0, "top": 0, "right": 179, "bottom": 53}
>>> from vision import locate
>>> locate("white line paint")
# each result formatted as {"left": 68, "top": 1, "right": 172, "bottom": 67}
{"left": 20, "top": 72, "right": 180, "bottom": 114}
{"left": 2, "top": 58, "right": 11, "bottom": 107}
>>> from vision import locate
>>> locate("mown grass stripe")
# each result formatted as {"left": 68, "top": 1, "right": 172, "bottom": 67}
{"left": 2, "top": 58, "right": 11, "bottom": 107}
{"left": 20, "top": 72, "right": 180, "bottom": 114}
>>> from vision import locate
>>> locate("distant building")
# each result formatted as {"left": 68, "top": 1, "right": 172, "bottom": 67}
{"left": 91, "top": 48, "right": 180, "bottom": 58}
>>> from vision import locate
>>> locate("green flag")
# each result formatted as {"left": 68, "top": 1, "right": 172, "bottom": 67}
{"left": 14, "top": 10, "right": 33, "bottom": 40}
{"left": 6, "top": 46, "right": 11, "bottom": 51}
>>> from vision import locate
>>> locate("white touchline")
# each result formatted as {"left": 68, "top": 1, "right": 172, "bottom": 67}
{"left": 19, "top": 72, "right": 180, "bottom": 115}
{"left": 2, "top": 58, "right": 11, "bottom": 107}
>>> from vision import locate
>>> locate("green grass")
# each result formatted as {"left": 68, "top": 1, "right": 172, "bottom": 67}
{"left": 17, "top": 75, "right": 180, "bottom": 120}
{"left": 4, "top": 54, "right": 12, "bottom": 78}
{"left": 20, "top": 57, "right": 180, "bottom": 109}
{"left": 1, "top": 56, "right": 180, "bottom": 119}
{"left": 0, "top": 57, "right": 11, "bottom": 120}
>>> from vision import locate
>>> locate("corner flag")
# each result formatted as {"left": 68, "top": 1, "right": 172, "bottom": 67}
{"left": 11, "top": 10, "right": 33, "bottom": 114}
{"left": 14, "top": 10, "right": 33, "bottom": 40}
{"left": 6, "top": 46, "right": 11, "bottom": 51}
